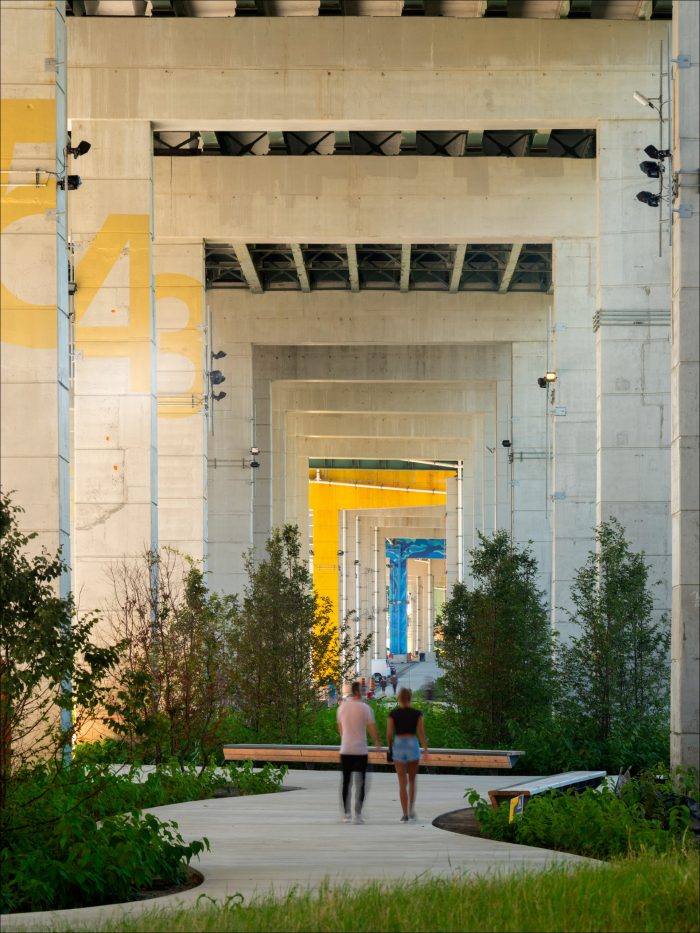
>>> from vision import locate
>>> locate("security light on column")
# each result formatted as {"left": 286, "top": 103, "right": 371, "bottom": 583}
{"left": 66, "top": 140, "right": 91, "bottom": 158}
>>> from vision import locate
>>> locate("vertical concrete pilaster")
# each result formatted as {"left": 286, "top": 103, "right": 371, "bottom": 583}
{"left": 70, "top": 119, "right": 157, "bottom": 612}
{"left": 671, "top": 0, "right": 700, "bottom": 770}
{"left": 511, "top": 340, "right": 552, "bottom": 603}
{"left": 551, "top": 238, "right": 597, "bottom": 641}
{"left": 1, "top": 0, "right": 63, "bottom": 558}
{"left": 596, "top": 121, "right": 672, "bottom": 625}
{"left": 154, "top": 241, "right": 207, "bottom": 561}
{"left": 207, "top": 341, "right": 254, "bottom": 595}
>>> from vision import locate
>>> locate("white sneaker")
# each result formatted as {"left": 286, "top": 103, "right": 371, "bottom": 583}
{"left": 343, "top": 813, "right": 352, "bottom": 823}
{"left": 409, "top": 811, "right": 417, "bottom": 821}
{"left": 353, "top": 814, "right": 365, "bottom": 824}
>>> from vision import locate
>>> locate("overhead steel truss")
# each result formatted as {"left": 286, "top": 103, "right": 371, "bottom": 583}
{"left": 68, "top": 0, "right": 672, "bottom": 19}
{"left": 206, "top": 243, "right": 552, "bottom": 293}
{"left": 155, "top": 129, "right": 596, "bottom": 158}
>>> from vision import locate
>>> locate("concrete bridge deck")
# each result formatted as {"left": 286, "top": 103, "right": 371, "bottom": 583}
{"left": 3, "top": 769, "right": 591, "bottom": 932}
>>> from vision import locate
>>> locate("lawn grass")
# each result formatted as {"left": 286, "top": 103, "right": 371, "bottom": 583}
{"left": 86, "top": 851, "right": 698, "bottom": 933}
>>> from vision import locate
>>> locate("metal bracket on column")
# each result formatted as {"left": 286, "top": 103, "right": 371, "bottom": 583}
{"left": 672, "top": 55, "right": 691, "bottom": 68}
{"left": 672, "top": 205, "right": 694, "bottom": 218}
{"left": 554, "top": 406, "right": 568, "bottom": 416}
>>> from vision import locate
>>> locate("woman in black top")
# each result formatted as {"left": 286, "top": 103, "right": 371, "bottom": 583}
{"left": 387, "top": 687, "right": 429, "bottom": 822}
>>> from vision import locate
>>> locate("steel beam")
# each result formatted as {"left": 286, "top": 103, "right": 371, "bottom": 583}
{"left": 233, "top": 244, "right": 262, "bottom": 293}
{"left": 450, "top": 243, "right": 467, "bottom": 293}
{"left": 291, "top": 244, "right": 311, "bottom": 292}
{"left": 498, "top": 243, "right": 523, "bottom": 293}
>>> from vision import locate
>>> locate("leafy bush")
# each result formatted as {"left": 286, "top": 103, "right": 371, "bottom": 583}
{"left": 467, "top": 766, "right": 698, "bottom": 860}
{"left": 105, "top": 549, "right": 238, "bottom": 767}
{"left": 556, "top": 519, "right": 670, "bottom": 749}
{"left": 1, "top": 762, "right": 208, "bottom": 914}
{"left": 436, "top": 531, "right": 555, "bottom": 746}
{"left": 1, "top": 756, "right": 285, "bottom": 914}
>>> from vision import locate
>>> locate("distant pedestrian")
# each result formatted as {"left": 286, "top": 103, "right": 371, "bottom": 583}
{"left": 387, "top": 687, "right": 429, "bottom": 822}
{"left": 390, "top": 673, "right": 398, "bottom": 696}
{"left": 337, "top": 681, "right": 381, "bottom": 824}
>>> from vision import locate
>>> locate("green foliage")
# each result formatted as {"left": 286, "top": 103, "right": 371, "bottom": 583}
{"left": 507, "top": 713, "right": 670, "bottom": 775}
{"left": 88, "top": 853, "right": 699, "bottom": 933}
{"left": 436, "top": 530, "right": 555, "bottom": 746}
{"left": 468, "top": 766, "right": 698, "bottom": 861}
{"left": 230, "top": 525, "right": 368, "bottom": 742}
{"left": 0, "top": 761, "right": 209, "bottom": 914}
{"left": 105, "top": 549, "right": 238, "bottom": 766}
{"left": 1, "top": 756, "right": 285, "bottom": 914}
{"left": 0, "top": 491, "right": 122, "bottom": 810}
{"left": 556, "top": 518, "right": 671, "bottom": 747}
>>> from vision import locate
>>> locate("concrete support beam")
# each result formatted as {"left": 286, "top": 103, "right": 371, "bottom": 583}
{"left": 259, "top": 1, "right": 319, "bottom": 14}
{"left": 291, "top": 243, "right": 310, "bottom": 292}
{"left": 344, "top": 1, "right": 403, "bottom": 12}
{"left": 449, "top": 244, "right": 466, "bottom": 293}
{"left": 498, "top": 243, "right": 523, "bottom": 293}
{"left": 347, "top": 243, "right": 360, "bottom": 292}
{"left": 67, "top": 18, "right": 666, "bottom": 128}
{"left": 233, "top": 244, "right": 262, "bottom": 293}
{"left": 209, "top": 288, "right": 546, "bottom": 346}
{"left": 670, "top": 0, "right": 700, "bottom": 771}
{"left": 70, "top": 119, "right": 157, "bottom": 613}
{"left": 400, "top": 244, "right": 411, "bottom": 293}
{"left": 156, "top": 157, "right": 596, "bottom": 243}
{"left": 508, "top": 1, "right": 569, "bottom": 16}
{"left": 424, "top": 1, "right": 486, "bottom": 14}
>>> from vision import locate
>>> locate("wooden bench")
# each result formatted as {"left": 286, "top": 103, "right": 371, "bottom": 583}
{"left": 223, "top": 744, "right": 524, "bottom": 770}
{"left": 488, "top": 770, "right": 607, "bottom": 808}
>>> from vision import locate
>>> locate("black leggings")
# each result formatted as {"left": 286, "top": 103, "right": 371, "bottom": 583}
{"left": 341, "top": 754, "right": 368, "bottom": 814}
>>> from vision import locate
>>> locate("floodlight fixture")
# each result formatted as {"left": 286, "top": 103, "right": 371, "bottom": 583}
{"left": 66, "top": 140, "right": 91, "bottom": 158}
{"left": 209, "top": 370, "right": 225, "bottom": 385}
{"left": 636, "top": 190, "right": 661, "bottom": 207}
{"left": 212, "top": 350, "right": 227, "bottom": 360}
{"left": 644, "top": 144, "right": 671, "bottom": 161}
{"left": 633, "top": 91, "right": 655, "bottom": 109}
{"left": 211, "top": 391, "right": 226, "bottom": 401}
{"left": 537, "top": 377, "right": 547, "bottom": 388}
{"left": 56, "top": 174, "right": 81, "bottom": 190}
{"left": 250, "top": 458, "right": 260, "bottom": 469}
{"left": 501, "top": 439, "right": 512, "bottom": 448}
{"left": 640, "top": 160, "right": 661, "bottom": 179}
{"left": 250, "top": 447, "right": 260, "bottom": 456}
{"left": 545, "top": 371, "right": 557, "bottom": 382}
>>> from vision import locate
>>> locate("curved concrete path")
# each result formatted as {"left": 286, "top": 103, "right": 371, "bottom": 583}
{"left": 3, "top": 770, "right": 590, "bottom": 931}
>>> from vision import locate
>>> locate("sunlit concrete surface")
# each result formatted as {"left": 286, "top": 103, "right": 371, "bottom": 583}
{"left": 2, "top": 770, "right": 591, "bottom": 932}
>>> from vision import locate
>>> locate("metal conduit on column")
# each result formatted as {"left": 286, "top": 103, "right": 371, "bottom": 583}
{"left": 354, "top": 514, "right": 361, "bottom": 675}
{"left": 428, "top": 572, "right": 434, "bottom": 653}
{"left": 457, "top": 459, "right": 464, "bottom": 583}
{"left": 373, "top": 525, "right": 380, "bottom": 659}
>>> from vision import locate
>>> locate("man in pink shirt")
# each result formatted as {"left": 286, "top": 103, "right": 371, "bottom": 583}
{"left": 336, "top": 681, "right": 381, "bottom": 823}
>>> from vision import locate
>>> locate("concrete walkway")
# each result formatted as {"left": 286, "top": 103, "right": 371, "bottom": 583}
{"left": 3, "top": 770, "right": 590, "bottom": 931}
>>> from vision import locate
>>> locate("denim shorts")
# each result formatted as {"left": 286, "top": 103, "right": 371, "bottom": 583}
{"left": 392, "top": 735, "right": 421, "bottom": 763}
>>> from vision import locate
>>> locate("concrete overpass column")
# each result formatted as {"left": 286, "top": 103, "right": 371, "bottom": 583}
{"left": 596, "top": 121, "right": 672, "bottom": 625}
{"left": 1, "top": 0, "right": 68, "bottom": 578}
{"left": 70, "top": 119, "right": 156, "bottom": 612}
{"left": 154, "top": 241, "right": 207, "bottom": 560}
{"left": 208, "top": 340, "right": 253, "bottom": 595}
{"left": 550, "top": 238, "right": 597, "bottom": 641}
{"left": 671, "top": 0, "right": 699, "bottom": 770}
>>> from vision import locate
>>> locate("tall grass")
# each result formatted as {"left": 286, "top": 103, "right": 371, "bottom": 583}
{"left": 86, "top": 852, "right": 698, "bottom": 933}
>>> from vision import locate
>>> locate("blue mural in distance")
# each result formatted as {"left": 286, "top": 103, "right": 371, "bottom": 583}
{"left": 386, "top": 538, "right": 445, "bottom": 655}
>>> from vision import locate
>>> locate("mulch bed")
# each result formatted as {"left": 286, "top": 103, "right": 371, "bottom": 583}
{"left": 432, "top": 807, "right": 483, "bottom": 838}
{"left": 131, "top": 867, "right": 204, "bottom": 901}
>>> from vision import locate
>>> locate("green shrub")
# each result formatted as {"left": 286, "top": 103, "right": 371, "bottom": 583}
{"left": 468, "top": 766, "right": 698, "bottom": 860}
{"left": 1, "top": 757, "right": 285, "bottom": 914}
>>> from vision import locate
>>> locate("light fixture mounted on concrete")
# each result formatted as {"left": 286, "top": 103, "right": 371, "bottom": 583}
{"left": 66, "top": 140, "right": 91, "bottom": 158}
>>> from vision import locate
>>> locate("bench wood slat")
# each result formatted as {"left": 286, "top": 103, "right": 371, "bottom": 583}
{"left": 223, "top": 744, "right": 523, "bottom": 770}
{"left": 488, "top": 770, "right": 606, "bottom": 807}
